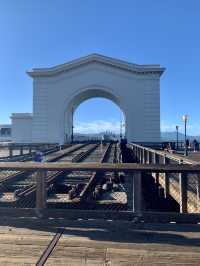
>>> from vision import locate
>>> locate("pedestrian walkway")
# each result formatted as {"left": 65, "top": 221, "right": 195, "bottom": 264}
{"left": 0, "top": 217, "right": 200, "bottom": 265}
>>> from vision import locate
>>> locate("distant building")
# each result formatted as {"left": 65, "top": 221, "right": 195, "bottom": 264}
{"left": 0, "top": 124, "right": 12, "bottom": 142}
{"left": 102, "top": 131, "right": 117, "bottom": 141}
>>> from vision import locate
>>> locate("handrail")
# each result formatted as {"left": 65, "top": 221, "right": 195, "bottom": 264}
{"left": 129, "top": 142, "right": 198, "bottom": 165}
{"left": 0, "top": 162, "right": 200, "bottom": 172}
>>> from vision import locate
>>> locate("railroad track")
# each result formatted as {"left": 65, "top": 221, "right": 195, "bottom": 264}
{"left": 0, "top": 142, "right": 128, "bottom": 211}
{"left": 47, "top": 142, "right": 127, "bottom": 211}
{"left": 0, "top": 143, "right": 98, "bottom": 207}
{"left": 0, "top": 143, "right": 87, "bottom": 185}
{"left": 46, "top": 143, "right": 110, "bottom": 206}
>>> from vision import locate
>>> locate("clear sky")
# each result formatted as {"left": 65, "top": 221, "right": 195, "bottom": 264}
{"left": 0, "top": 0, "right": 200, "bottom": 135}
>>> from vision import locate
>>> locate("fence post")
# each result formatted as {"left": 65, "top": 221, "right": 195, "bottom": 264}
{"left": 133, "top": 171, "right": 142, "bottom": 213}
{"left": 139, "top": 148, "right": 142, "bottom": 163}
{"left": 9, "top": 146, "right": 13, "bottom": 157}
{"left": 138, "top": 147, "right": 140, "bottom": 163}
{"left": 132, "top": 145, "right": 136, "bottom": 161}
{"left": 138, "top": 148, "right": 140, "bottom": 163}
{"left": 197, "top": 175, "right": 200, "bottom": 212}
{"left": 163, "top": 154, "right": 170, "bottom": 198}
{"left": 146, "top": 151, "right": 150, "bottom": 164}
{"left": 36, "top": 170, "right": 46, "bottom": 217}
{"left": 136, "top": 147, "right": 139, "bottom": 162}
{"left": 142, "top": 148, "right": 146, "bottom": 164}
{"left": 179, "top": 161, "right": 188, "bottom": 213}
{"left": 153, "top": 152, "right": 160, "bottom": 186}
{"left": 20, "top": 146, "right": 23, "bottom": 156}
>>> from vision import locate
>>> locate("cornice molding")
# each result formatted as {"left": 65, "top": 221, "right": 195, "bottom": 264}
{"left": 27, "top": 53, "right": 165, "bottom": 78}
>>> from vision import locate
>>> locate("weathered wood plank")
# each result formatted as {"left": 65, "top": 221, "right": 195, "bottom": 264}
{"left": 0, "top": 162, "right": 200, "bottom": 172}
{"left": 0, "top": 218, "right": 200, "bottom": 265}
{"left": 0, "top": 233, "right": 53, "bottom": 266}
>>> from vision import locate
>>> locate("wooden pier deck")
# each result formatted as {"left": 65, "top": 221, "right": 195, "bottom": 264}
{"left": 0, "top": 217, "right": 200, "bottom": 265}
{"left": 183, "top": 151, "right": 200, "bottom": 163}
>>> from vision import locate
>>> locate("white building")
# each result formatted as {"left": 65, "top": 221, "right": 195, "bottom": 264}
{"left": 0, "top": 124, "right": 12, "bottom": 142}
{"left": 10, "top": 54, "right": 165, "bottom": 143}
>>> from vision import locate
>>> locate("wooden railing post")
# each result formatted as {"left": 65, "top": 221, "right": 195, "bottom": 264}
{"left": 163, "top": 154, "right": 170, "bottom": 198}
{"left": 136, "top": 147, "right": 139, "bottom": 162}
{"left": 138, "top": 148, "right": 140, "bottom": 163}
{"left": 138, "top": 148, "right": 141, "bottom": 163}
{"left": 149, "top": 151, "right": 153, "bottom": 164}
{"left": 20, "top": 146, "right": 23, "bottom": 156}
{"left": 134, "top": 146, "right": 137, "bottom": 161}
{"left": 9, "top": 146, "right": 13, "bottom": 157}
{"left": 179, "top": 161, "right": 188, "bottom": 213}
{"left": 133, "top": 171, "right": 142, "bottom": 213}
{"left": 146, "top": 151, "right": 150, "bottom": 164}
{"left": 197, "top": 175, "right": 200, "bottom": 212}
{"left": 142, "top": 149, "right": 146, "bottom": 164}
{"left": 132, "top": 145, "right": 136, "bottom": 161}
{"left": 153, "top": 152, "right": 160, "bottom": 186}
{"left": 36, "top": 170, "right": 46, "bottom": 217}
{"left": 139, "top": 148, "right": 142, "bottom": 163}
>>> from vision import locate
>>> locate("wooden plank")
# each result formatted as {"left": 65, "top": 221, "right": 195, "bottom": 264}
{"left": 1, "top": 218, "right": 200, "bottom": 265}
{"left": 45, "top": 221, "right": 200, "bottom": 265}
{"left": 133, "top": 171, "right": 142, "bottom": 213}
{"left": 1, "top": 162, "right": 200, "bottom": 172}
{"left": 0, "top": 227, "right": 54, "bottom": 266}
{"left": 179, "top": 172, "right": 188, "bottom": 213}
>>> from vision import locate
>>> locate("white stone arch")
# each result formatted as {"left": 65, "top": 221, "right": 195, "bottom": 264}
{"left": 23, "top": 54, "right": 165, "bottom": 144}
{"left": 60, "top": 85, "right": 127, "bottom": 142}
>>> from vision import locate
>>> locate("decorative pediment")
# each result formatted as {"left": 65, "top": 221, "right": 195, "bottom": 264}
{"left": 27, "top": 53, "right": 165, "bottom": 77}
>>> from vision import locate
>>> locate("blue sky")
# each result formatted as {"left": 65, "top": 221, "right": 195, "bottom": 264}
{"left": 0, "top": 0, "right": 200, "bottom": 135}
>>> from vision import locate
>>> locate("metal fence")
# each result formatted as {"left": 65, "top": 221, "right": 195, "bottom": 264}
{"left": 0, "top": 162, "right": 200, "bottom": 223}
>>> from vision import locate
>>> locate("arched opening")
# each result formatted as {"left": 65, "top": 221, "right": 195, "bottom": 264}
{"left": 72, "top": 98, "right": 125, "bottom": 142}
{"left": 62, "top": 87, "right": 127, "bottom": 143}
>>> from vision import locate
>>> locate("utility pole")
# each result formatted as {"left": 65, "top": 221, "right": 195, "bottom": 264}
{"left": 176, "top": 125, "right": 179, "bottom": 150}
{"left": 182, "top": 115, "right": 188, "bottom": 156}
{"left": 120, "top": 119, "right": 122, "bottom": 139}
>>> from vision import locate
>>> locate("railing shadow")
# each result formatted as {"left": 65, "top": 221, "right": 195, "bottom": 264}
{"left": 1, "top": 216, "right": 200, "bottom": 247}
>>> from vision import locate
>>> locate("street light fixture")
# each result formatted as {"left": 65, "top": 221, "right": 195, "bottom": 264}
{"left": 182, "top": 114, "right": 189, "bottom": 156}
{"left": 176, "top": 125, "right": 179, "bottom": 150}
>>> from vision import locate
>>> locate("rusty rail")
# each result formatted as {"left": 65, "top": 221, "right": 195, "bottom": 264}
{"left": 79, "top": 142, "right": 113, "bottom": 200}
{"left": 16, "top": 143, "right": 100, "bottom": 200}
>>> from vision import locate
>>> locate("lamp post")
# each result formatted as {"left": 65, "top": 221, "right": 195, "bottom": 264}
{"left": 120, "top": 120, "right": 122, "bottom": 139}
{"left": 71, "top": 107, "right": 74, "bottom": 143}
{"left": 182, "top": 115, "right": 188, "bottom": 156}
{"left": 176, "top": 125, "right": 179, "bottom": 150}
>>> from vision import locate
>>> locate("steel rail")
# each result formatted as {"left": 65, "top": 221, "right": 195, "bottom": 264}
{"left": 36, "top": 228, "right": 64, "bottom": 266}
{"left": 16, "top": 143, "right": 100, "bottom": 199}
{"left": 0, "top": 143, "right": 88, "bottom": 186}
{"left": 79, "top": 142, "right": 113, "bottom": 200}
